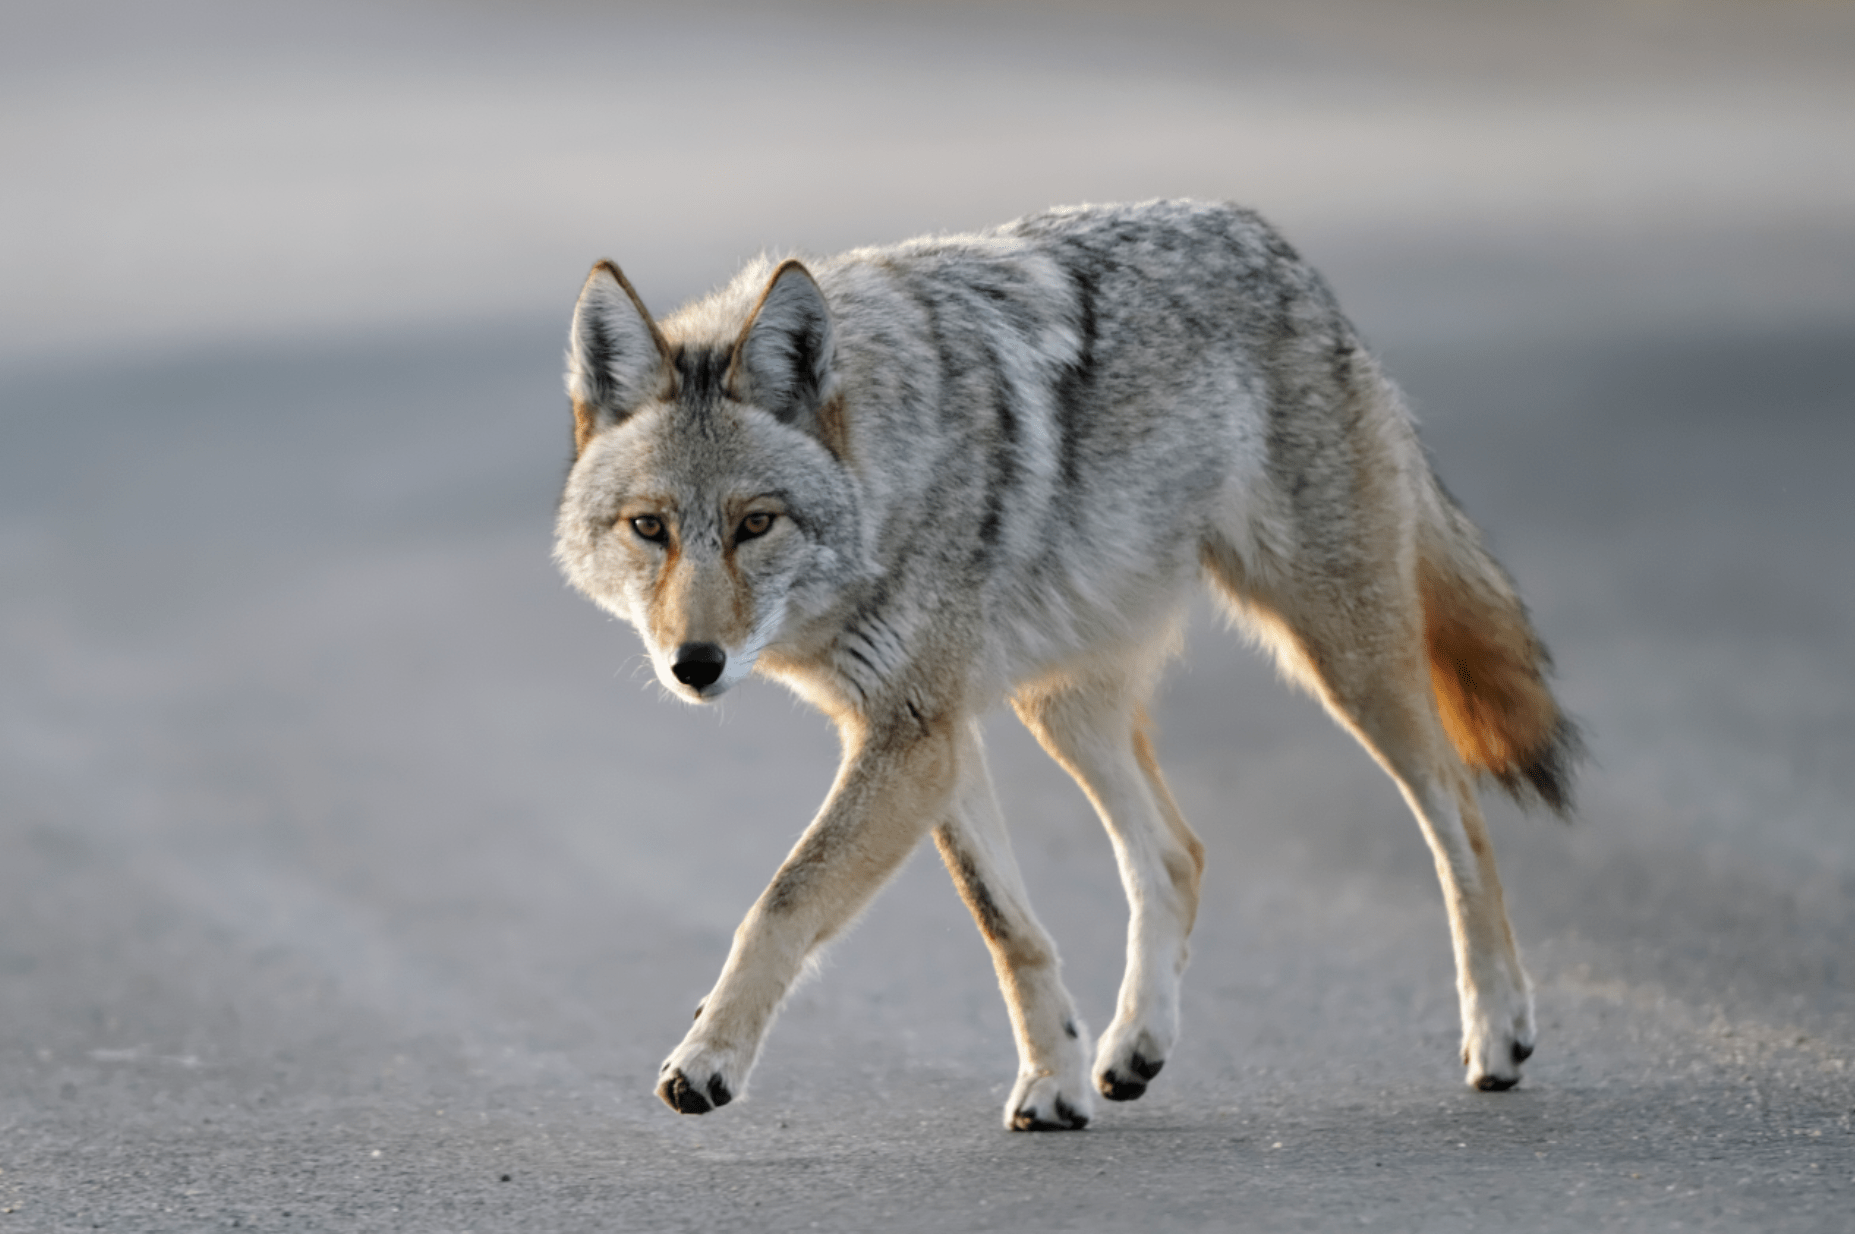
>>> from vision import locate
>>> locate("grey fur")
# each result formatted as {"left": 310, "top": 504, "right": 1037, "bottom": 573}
{"left": 553, "top": 200, "right": 1575, "bottom": 1128}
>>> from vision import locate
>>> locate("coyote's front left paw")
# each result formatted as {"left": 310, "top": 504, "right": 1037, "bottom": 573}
{"left": 656, "top": 1040, "right": 747, "bottom": 1115}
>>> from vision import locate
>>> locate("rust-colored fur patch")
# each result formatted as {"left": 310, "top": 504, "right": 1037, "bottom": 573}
{"left": 813, "top": 392, "right": 852, "bottom": 462}
{"left": 571, "top": 397, "right": 600, "bottom": 458}
{"left": 1418, "top": 554, "right": 1579, "bottom": 813}
{"left": 1131, "top": 710, "right": 1206, "bottom": 904}
{"left": 934, "top": 831, "right": 1012, "bottom": 943}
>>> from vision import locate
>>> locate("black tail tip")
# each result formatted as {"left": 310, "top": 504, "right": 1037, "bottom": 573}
{"left": 1494, "top": 714, "right": 1587, "bottom": 818}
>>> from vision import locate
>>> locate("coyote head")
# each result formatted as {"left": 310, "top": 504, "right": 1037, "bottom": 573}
{"left": 553, "top": 258, "right": 865, "bottom": 701}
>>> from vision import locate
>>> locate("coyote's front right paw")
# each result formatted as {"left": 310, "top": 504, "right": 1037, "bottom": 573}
{"left": 1094, "top": 1023, "right": 1169, "bottom": 1102}
{"left": 655, "top": 1040, "right": 746, "bottom": 1115}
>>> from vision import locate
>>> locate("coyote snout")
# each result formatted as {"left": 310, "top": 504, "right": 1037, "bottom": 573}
{"left": 640, "top": 536, "right": 773, "bottom": 701}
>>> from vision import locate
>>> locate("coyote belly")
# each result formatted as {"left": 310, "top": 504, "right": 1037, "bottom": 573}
{"left": 552, "top": 200, "right": 1580, "bottom": 1129}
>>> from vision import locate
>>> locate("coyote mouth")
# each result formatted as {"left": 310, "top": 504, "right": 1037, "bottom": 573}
{"left": 679, "top": 678, "right": 732, "bottom": 702}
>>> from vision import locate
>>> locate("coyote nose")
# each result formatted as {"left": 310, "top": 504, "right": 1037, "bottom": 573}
{"left": 671, "top": 642, "right": 726, "bottom": 689}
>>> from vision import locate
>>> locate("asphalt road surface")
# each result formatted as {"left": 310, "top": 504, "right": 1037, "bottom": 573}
{"left": 3, "top": 2, "right": 1852, "bottom": 1230}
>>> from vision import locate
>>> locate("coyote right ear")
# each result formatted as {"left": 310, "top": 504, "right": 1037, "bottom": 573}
{"left": 565, "top": 261, "right": 671, "bottom": 456}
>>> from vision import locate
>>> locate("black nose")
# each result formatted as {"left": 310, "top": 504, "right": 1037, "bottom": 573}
{"left": 671, "top": 642, "right": 726, "bottom": 689}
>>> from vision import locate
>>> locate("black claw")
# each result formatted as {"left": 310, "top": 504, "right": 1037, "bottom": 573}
{"left": 1011, "top": 1099, "right": 1090, "bottom": 1131}
{"left": 1512, "top": 1040, "right": 1535, "bottom": 1064}
{"left": 693, "top": 1000, "right": 705, "bottom": 1022}
{"left": 1097, "top": 1070, "right": 1147, "bottom": 1102}
{"left": 656, "top": 1069, "right": 714, "bottom": 1114}
{"left": 706, "top": 1075, "right": 733, "bottom": 1108}
{"left": 1128, "top": 1050, "right": 1165, "bottom": 1081}
{"left": 1063, "top": 1017, "right": 1079, "bottom": 1040}
{"left": 1475, "top": 1073, "right": 1520, "bottom": 1092}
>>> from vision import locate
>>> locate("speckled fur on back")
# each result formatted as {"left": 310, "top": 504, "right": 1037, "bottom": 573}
{"left": 553, "top": 200, "right": 1580, "bottom": 1130}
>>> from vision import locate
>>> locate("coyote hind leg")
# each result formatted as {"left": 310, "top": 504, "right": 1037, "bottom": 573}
{"left": 934, "top": 722, "right": 1093, "bottom": 1131}
{"left": 1208, "top": 542, "right": 1536, "bottom": 1089}
{"left": 1012, "top": 667, "right": 1206, "bottom": 1104}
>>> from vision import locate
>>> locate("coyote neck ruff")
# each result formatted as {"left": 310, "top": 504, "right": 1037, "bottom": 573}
{"left": 552, "top": 199, "right": 1581, "bottom": 1130}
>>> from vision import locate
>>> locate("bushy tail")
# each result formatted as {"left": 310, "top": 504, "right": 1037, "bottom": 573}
{"left": 1417, "top": 480, "right": 1583, "bottom": 814}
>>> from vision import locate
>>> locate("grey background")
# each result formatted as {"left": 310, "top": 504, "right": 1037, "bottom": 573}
{"left": 2, "top": 1, "right": 1851, "bottom": 1229}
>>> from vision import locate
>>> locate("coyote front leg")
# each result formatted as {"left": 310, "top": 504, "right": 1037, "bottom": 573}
{"left": 657, "top": 710, "right": 957, "bottom": 1114}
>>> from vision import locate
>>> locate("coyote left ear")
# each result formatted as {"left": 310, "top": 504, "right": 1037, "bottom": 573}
{"left": 566, "top": 261, "right": 672, "bottom": 457}
{"left": 730, "top": 261, "right": 836, "bottom": 430}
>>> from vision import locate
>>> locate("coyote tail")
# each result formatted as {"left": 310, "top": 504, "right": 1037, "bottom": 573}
{"left": 1416, "top": 480, "right": 1583, "bottom": 814}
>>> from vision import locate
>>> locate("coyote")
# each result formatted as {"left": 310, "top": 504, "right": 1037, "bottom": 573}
{"left": 553, "top": 200, "right": 1579, "bottom": 1130}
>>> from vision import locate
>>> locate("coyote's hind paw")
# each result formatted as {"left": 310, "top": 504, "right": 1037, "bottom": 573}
{"left": 1462, "top": 1027, "right": 1536, "bottom": 1091}
{"left": 1461, "top": 982, "right": 1536, "bottom": 1092}
{"left": 656, "top": 1039, "right": 748, "bottom": 1115}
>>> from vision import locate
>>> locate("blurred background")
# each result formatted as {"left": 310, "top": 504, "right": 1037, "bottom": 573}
{"left": 2, "top": 1, "right": 1852, "bottom": 1229}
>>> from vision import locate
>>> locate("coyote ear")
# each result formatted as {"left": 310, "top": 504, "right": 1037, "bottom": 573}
{"left": 730, "top": 260, "right": 835, "bottom": 429}
{"left": 566, "top": 261, "right": 671, "bottom": 456}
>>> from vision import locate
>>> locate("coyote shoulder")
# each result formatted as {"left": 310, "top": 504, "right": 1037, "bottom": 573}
{"left": 553, "top": 199, "right": 1579, "bottom": 1130}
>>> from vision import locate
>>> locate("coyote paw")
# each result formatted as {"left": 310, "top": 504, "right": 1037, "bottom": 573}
{"left": 1461, "top": 989, "right": 1536, "bottom": 1091}
{"left": 656, "top": 1040, "right": 747, "bottom": 1115}
{"left": 1007, "top": 1073, "right": 1092, "bottom": 1131}
{"left": 1094, "top": 1024, "right": 1168, "bottom": 1102}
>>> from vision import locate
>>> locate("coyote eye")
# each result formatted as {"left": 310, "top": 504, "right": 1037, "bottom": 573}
{"left": 737, "top": 512, "right": 775, "bottom": 541}
{"left": 630, "top": 515, "right": 667, "bottom": 544}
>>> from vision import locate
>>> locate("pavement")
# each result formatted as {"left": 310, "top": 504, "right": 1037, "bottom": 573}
{"left": 2, "top": 2, "right": 1852, "bottom": 1230}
